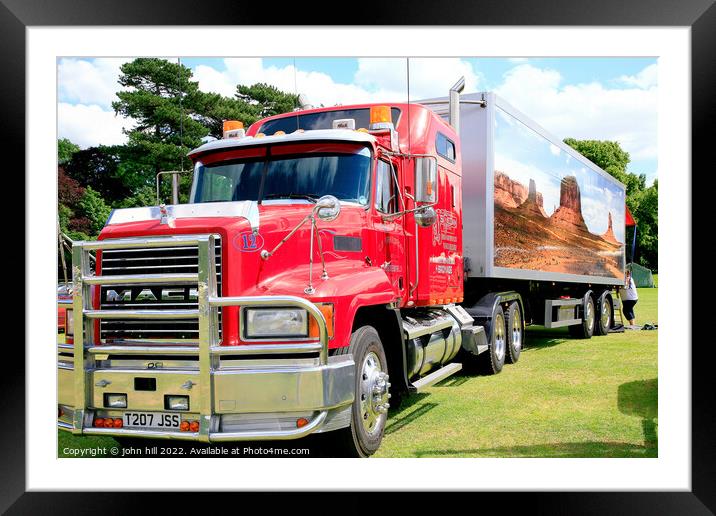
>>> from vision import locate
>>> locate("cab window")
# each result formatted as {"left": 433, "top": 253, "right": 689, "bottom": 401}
{"left": 436, "top": 132, "right": 456, "bottom": 162}
{"left": 375, "top": 160, "right": 398, "bottom": 214}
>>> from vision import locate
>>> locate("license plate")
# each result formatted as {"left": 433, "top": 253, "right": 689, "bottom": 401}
{"left": 123, "top": 412, "right": 181, "bottom": 429}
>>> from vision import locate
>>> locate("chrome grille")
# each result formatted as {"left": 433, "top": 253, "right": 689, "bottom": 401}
{"left": 99, "top": 237, "right": 222, "bottom": 342}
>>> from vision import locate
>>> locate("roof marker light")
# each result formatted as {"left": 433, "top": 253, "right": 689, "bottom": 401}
{"left": 369, "top": 105, "right": 392, "bottom": 127}
{"left": 223, "top": 120, "right": 245, "bottom": 139}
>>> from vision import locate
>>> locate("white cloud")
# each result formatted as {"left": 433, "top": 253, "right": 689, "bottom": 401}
{"left": 617, "top": 63, "right": 658, "bottom": 89}
{"left": 194, "top": 58, "right": 382, "bottom": 106}
{"left": 192, "top": 57, "right": 481, "bottom": 108}
{"left": 495, "top": 63, "right": 657, "bottom": 164}
{"left": 355, "top": 58, "right": 481, "bottom": 100}
{"left": 507, "top": 58, "right": 529, "bottom": 64}
{"left": 58, "top": 58, "right": 129, "bottom": 108}
{"left": 58, "top": 103, "right": 131, "bottom": 148}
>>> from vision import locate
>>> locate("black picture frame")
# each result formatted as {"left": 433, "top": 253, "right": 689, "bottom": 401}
{"left": 5, "top": 0, "right": 710, "bottom": 512}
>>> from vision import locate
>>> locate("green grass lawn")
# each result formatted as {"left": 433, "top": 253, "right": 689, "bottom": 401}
{"left": 58, "top": 288, "right": 657, "bottom": 458}
{"left": 375, "top": 287, "right": 658, "bottom": 457}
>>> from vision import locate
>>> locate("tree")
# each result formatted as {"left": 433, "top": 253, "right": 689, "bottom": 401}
{"left": 631, "top": 179, "right": 658, "bottom": 271}
{"left": 113, "top": 58, "right": 210, "bottom": 176}
{"left": 563, "top": 138, "right": 658, "bottom": 271}
{"left": 63, "top": 145, "right": 132, "bottom": 203}
{"left": 58, "top": 138, "right": 80, "bottom": 165}
{"left": 78, "top": 187, "right": 112, "bottom": 235}
{"left": 237, "top": 83, "right": 299, "bottom": 119}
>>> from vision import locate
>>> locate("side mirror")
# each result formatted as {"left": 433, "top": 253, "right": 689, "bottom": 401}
{"left": 414, "top": 157, "right": 438, "bottom": 204}
{"left": 315, "top": 195, "right": 341, "bottom": 222}
{"left": 414, "top": 206, "right": 437, "bottom": 227}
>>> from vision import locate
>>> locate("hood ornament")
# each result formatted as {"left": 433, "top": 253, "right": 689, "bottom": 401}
{"left": 158, "top": 203, "right": 175, "bottom": 227}
{"left": 260, "top": 195, "right": 341, "bottom": 295}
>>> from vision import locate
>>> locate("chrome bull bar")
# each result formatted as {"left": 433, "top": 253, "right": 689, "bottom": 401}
{"left": 69, "top": 234, "right": 333, "bottom": 442}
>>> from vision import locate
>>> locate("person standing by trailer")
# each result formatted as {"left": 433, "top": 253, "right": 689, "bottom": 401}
{"left": 620, "top": 269, "right": 639, "bottom": 327}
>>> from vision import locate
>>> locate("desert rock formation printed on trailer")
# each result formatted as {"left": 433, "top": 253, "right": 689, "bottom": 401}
{"left": 493, "top": 107, "right": 625, "bottom": 279}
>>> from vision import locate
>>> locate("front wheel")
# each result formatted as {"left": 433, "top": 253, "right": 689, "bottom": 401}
{"left": 332, "top": 325, "right": 389, "bottom": 457}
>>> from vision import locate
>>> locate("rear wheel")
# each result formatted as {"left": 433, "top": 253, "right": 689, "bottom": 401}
{"left": 595, "top": 293, "right": 613, "bottom": 336}
{"left": 480, "top": 304, "right": 506, "bottom": 375}
{"left": 569, "top": 294, "right": 595, "bottom": 339}
{"left": 505, "top": 302, "right": 523, "bottom": 364}
{"left": 332, "top": 325, "right": 389, "bottom": 457}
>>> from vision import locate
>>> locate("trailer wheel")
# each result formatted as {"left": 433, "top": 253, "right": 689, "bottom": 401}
{"left": 480, "top": 304, "right": 506, "bottom": 375}
{"left": 332, "top": 325, "right": 389, "bottom": 457}
{"left": 569, "top": 294, "right": 595, "bottom": 339}
{"left": 505, "top": 302, "right": 523, "bottom": 364}
{"left": 595, "top": 293, "right": 613, "bottom": 336}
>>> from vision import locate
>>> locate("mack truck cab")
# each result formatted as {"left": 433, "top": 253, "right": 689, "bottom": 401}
{"left": 58, "top": 100, "right": 489, "bottom": 457}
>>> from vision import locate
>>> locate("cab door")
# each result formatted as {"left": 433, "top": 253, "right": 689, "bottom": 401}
{"left": 371, "top": 157, "right": 407, "bottom": 303}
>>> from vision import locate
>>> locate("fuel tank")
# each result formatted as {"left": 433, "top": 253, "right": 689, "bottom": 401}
{"left": 402, "top": 309, "right": 463, "bottom": 379}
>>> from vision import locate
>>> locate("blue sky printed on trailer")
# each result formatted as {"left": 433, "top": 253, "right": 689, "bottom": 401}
{"left": 58, "top": 57, "right": 658, "bottom": 183}
{"left": 494, "top": 107, "right": 626, "bottom": 242}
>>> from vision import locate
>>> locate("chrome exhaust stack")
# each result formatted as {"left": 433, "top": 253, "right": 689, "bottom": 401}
{"left": 449, "top": 76, "right": 465, "bottom": 136}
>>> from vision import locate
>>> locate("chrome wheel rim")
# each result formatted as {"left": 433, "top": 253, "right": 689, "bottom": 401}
{"left": 601, "top": 299, "right": 611, "bottom": 329}
{"left": 359, "top": 351, "right": 389, "bottom": 436}
{"left": 585, "top": 298, "right": 595, "bottom": 331}
{"left": 493, "top": 312, "right": 506, "bottom": 361}
{"left": 511, "top": 309, "right": 522, "bottom": 351}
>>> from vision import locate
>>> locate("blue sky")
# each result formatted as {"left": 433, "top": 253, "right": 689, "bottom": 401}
{"left": 58, "top": 57, "right": 658, "bottom": 182}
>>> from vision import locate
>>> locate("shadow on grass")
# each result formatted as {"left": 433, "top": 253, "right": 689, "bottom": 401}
{"left": 523, "top": 328, "right": 571, "bottom": 351}
{"left": 413, "top": 439, "right": 657, "bottom": 458}
{"left": 434, "top": 372, "right": 472, "bottom": 388}
{"left": 385, "top": 401, "right": 438, "bottom": 436}
{"left": 618, "top": 378, "right": 658, "bottom": 450}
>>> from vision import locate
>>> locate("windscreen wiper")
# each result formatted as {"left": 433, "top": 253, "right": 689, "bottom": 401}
{"left": 263, "top": 193, "right": 320, "bottom": 203}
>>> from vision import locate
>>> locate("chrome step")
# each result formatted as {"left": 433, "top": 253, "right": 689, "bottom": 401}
{"left": 412, "top": 362, "right": 463, "bottom": 392}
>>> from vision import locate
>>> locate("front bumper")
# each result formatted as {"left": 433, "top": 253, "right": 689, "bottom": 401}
{"left": 58, "top": 355, "right": 354, "bottom": 441}
{"left": 59, "top": 234, "right": 354, "bottom": 442}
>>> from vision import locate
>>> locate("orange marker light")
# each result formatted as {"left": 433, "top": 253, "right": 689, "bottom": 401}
{"left": 308, "top": 304, "right": 334, "bottom": 339}
{"left": 113, "top": 418, "right": 123, "bottom": 428}
{"left": 104, "top": 419, "right": 115, "bottom": 428}
{"left": 94, "top": 418, "right": 105, "bottom": 428}
{"left": 189, "top": 421, "right": 200, "bottom": 432}
{"left": 370, "top": 105, "right": 392, "bottom": 125}
{"left": 296, "top": 418, "right": 309, "bottom": 428}
{"left": 180, "top": 421, "right": 190, "bottom": 432}
{"left": 223, "top": 120, "right": 244, "bottom": 132}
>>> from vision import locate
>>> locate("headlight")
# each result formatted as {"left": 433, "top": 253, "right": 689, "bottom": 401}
{"left": 104, "top": 393, "right": 127, "bottom": 409}
{"left": 165, "top": 395, "right": 190, "bottom": 411}
{"left": 65, "top": 309, "right": 74, "bottom": 337}
{"left": 244, "top": 308, "right": 309, "bottom": 338}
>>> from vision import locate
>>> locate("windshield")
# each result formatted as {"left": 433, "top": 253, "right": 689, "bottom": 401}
{"left": 192, "top": 146, "right": 372, "bottom": 206}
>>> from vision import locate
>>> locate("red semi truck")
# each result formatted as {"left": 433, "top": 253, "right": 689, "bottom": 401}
{"left": 58, "top": 80, "right": 626, "bottom": 456}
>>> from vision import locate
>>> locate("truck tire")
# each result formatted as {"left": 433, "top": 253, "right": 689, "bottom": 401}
{"left": 595, "top": 293, "right": 613, "bottom": 336}
{"left": 569, "top": 294, "right": 595, "bottom": 339}
{"left": 505, "top": 302, "right": 523, "bottom": 364}
{"left": 332, "top": 325, "right": 390, "bottom": 457}
{"left": 480, "top": 304, "right": 506, "bottom": 375}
